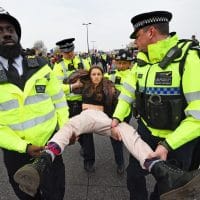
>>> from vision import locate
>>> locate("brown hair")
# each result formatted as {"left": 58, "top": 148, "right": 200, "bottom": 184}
{"left": 83, "top": 65, "right": 104, "bottom": 102}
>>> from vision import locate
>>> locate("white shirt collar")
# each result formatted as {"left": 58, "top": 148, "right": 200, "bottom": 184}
{"left": 0, "top": 55, "right": 23, "bottom": 75}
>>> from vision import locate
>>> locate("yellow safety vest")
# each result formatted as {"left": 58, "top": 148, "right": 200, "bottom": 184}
{"left": 0, "top": 63, "right": 68, "bottom": 153}
{"left": 113, "top": 34, "right": 200, "bottom": 150}
{"left": 53, "top": 56, "right": 90, "bottom": 101}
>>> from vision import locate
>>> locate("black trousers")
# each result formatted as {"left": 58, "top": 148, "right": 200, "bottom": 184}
{"left": 79, "top": 134, "right": 124, "bottom": 167}
{"left": 79, "top": 133, "right": 95, "bottom": 165}
{"left": 110, "top": 137, "right": 124, "bottom": 166}
{"left": 126, "top": 119, "right": 199, "bottom": 200}
{"left": 3, "top": 149, "right": 65, "bottom": 200}
{"left": 67, "top": 100, "right": 95, "bottom": 165}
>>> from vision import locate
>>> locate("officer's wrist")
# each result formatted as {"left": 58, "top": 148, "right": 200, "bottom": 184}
{"left": 158, "top": 140, "right": 172, "bottom": 152}
{"left": 111, "top": 117, "right": 120, "bottom": 128}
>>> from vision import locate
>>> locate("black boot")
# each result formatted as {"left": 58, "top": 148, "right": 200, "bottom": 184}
{"left": 151, "top": 161, "right": 200, "bottom": 200}
{"left": 14, "top": 151, "right": 52, "bottom": 197}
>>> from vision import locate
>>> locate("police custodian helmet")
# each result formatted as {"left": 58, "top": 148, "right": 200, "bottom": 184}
{"left": 56, "top": 38, "right": 75, "bottom": 53}
{"left": 130, "top": 11, "right": 172, "bottom": 39}
{"left": 115, "top": 49, "right": 134, "bottom": 61}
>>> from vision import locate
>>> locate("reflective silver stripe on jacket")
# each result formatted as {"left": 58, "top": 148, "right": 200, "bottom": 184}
{"left": 118, "top": 93, "right": 133, "bottom": 104}
{"left": 61, "top": 61, "right": 68, "bottom": 79}
{"left": 185, "top": 91, "right": 200, "bottom": 103}
{"left": 123, "top": 82, "right": 135, "bottom": 95}
{"left": 0, "top": 99, "right": 19, "bottom": 111}
{"left": 0, "top": 92, "right": 63, "bottom": 111}
{"left": 55, "top": 102, "right": 68, "bottom": 109}
{"left": 185, "top": 110, "right": 200, "bottom": 120}
{"left": 52, "top": 90, "right": 65, "bottom": 101}
{"left": 57, "top": 76, "right": 64, "bottom": 81}
{"left": 67, "top": 93, "right": 80, "bottom": 97}
{"left": 25, "top": 94, "right": 49, "bottom": 105}
{"left": 10, "top": 110, "right": 55, "bottom": 130}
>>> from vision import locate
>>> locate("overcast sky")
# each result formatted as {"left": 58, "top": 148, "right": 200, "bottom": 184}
{"left": 1, "top": 0, "right": 200, "bottom": 52}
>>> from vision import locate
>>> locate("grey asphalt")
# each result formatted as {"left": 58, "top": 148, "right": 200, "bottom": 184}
{"left": 0, "top": 120, "right": 156, "bottom": 200}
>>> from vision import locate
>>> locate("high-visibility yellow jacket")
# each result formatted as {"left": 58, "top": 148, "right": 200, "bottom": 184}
{"left": 0, "top": 57, "right": 69, "bottom": 153}
{"left": 105, "top": 68, "right": 134, "bottom": 118}
{"left": 105, "top": 69, "right": 133, "bottom": 92}
{"left": 53, "top": 55, "right": 90, "bottom": 101}
{"left": 113, "top": 34, "right": 200, "bottom": 150}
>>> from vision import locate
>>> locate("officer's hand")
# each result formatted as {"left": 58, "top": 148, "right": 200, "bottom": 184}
{"left": 71, "top": 79, "right": 83, "bottom": 91}
{"left": 26, "top": 144, "right": 45, "bottom": 157}
{"left": 68, "top": 133, "right": 78, "bottom": 145}
{"left": 111, "top": 118, "right": 119, "bottom": 128}
{"left": 111, "top": 127, "right": 122, "bottom": 141}
{"left": 148, "top": 144, "right": 168, "bottom": 161}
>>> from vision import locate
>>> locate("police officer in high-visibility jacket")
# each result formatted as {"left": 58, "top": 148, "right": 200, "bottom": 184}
{"left": 105, "top": 49, "right": 134, "bottom": 174}
{"left": 111, "top": 11, "right": 200, "bottom": 200}
{"left": 0, "top": 8, "right": 69, "bottom": 200}
{"left": 53, "top": 38, "right": 93, "bottom": 172}
{"left": 53, "top": 38, "right": 90, "bottom": 102}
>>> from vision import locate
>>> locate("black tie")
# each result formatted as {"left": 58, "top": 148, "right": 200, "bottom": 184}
{"left": 6, "top": 58, "right": 23, "bottom": 89}
{"left": 8, "top": 58, "right": 20, "bottom": 80}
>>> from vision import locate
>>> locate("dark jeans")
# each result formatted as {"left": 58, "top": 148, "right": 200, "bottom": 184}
{"left": 3, "top": 149, "right": 65, "bottom": 200}
{"left": 126, "top": 119, "right": 199, "bottom": 200}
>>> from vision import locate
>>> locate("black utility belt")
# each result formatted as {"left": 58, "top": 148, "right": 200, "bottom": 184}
{"left": 135, "top": 92, "right": 186, "bottom": 130}
{"left": 67, "top": 100, "right": 82, "bottom": 106}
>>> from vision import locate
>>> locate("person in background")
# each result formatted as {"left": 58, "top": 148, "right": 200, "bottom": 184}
{"left": 105, "top": 49, "right": 134, "bottom": 174}
{"left": 111, "top": 10, "right": 200, "bottom": 200}
{"left": 52, "top": 38, "right": 94, "bottom": 172}
{"left": 0, "top": 7, "right": 68, "bottom": 200}
{"left": 191, "top": 34, "right": 199, "bottom": 45}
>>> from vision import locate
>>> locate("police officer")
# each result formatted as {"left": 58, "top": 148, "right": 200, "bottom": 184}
{"left": 105, "top": 49, "right": 134, "bottom": 174}
{"left": 53, "top": 38, "right": 95, "bottom": 172}
{"left": 0, "top": 7, "right": 68, "bottom": 200}
{"left": 111, "top": 11, "right": 200, "bottom": 199}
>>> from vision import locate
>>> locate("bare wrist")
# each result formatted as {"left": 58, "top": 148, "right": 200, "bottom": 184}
{"left": 158, "top": 140, "right": 172, "bottom": 152}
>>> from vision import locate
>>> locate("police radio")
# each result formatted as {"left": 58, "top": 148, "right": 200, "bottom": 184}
{"left": 68, "top": 63, "right": 75, "bottom": 71}
{"left": 78, "top": 62, "right": 84, "bottom": 69}
{"left": 159, "top": 45, "right": 182, "bottom": 69}
{"left": 115, "top": 76, "right": 121, "bottom": 84}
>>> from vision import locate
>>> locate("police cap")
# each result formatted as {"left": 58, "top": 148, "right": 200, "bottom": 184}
{"left": 0, "top": 7, "right": 21, "bottom": 41}
{"left": 56, "top": 38, "right": 75, "bottom": 53}
{"left": 115, "top": 49, "right": 133, "bottom": 61}
{"left": 130, "top": 11, "right": 172, "bottom": 39}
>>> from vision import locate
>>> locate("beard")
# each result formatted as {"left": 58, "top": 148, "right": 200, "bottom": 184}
{"left": 0, "top": 43, "right": 22, "bottom": 59}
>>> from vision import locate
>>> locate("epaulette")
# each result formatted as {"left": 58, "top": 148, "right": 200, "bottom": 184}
{"left": 108, "top": 70, "right": 116, "bottom": 75}
{"left": 136, "top": 59, "right": 147, "bottom": 67}
{"left": 190, "top": 45, "right": 200, "bottom": 58}
{"left": 26, "top": 56, "right": 48, "bottom": 68}
{"left": 190, "top": 46, "right": 200, "bottom": 51}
